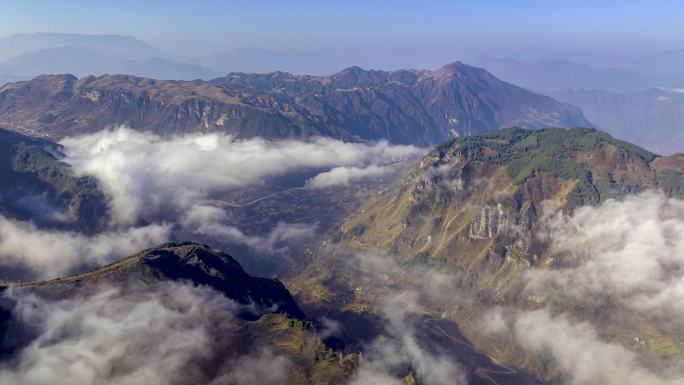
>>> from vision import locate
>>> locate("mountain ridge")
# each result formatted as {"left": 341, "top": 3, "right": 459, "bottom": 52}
{"left": 1, "top": 241, "right": 304, "bottom": 319}
{"left": 0, "top": 62, "right": 592, "bottom": 145}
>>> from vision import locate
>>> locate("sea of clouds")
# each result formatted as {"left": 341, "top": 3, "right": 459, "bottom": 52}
{"left": 0, "top": 126, "right": 424, "bottom": 279}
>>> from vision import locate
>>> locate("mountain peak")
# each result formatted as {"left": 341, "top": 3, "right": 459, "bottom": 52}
{"left": 431, "top": 61, "right": 488, "bottom": 79}
{"left": 23, "top": 242, "right": 305, "bottom": 320}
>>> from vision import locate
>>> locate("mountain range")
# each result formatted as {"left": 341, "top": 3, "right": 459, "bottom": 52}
{"left": 0, "top": 33, "right": 340, "bottom": 82}
{"left": 466, "top": 55, "right": 684, "bottom": 94}
{"left": 0, "top": 63, "right": 590, "bottom": 146}
{"left": 2, "top": 31, "right": 684, "bottom": 385}
{"left": 466, "top": 56, "right": 684, "bottom": 154}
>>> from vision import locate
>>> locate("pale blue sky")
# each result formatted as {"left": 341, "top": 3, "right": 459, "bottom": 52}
{"left": 1, "top": 0, "right": 682, "bottom": 66}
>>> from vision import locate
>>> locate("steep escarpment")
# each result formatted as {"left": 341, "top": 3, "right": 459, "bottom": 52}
{"left": 336, "top": 127, "right": 684, "bottom": 381}
{"left": 0, "top": 62, "right": 591, "bottom": 145}
{"left": 340, "top": 127, "right": 666, "bottom": 259}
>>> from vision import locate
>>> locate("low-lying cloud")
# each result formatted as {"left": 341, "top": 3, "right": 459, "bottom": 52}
{"left": 0, "top": 214, "right": 171, "bottom": 279}
{"left": 0, "top": 281, "right": 291, "bottom": 385}
{"left": 339, "top": 249, "right": 469, "bottom": 385}
{"left": 528, "top": 191, "right": 684, "bottom": 317}
{"left": 512, "top": 309, "right": 676, "bottom": 385}
{"left": 60, "top": 127, "right": 423, "bottom": 226}
{"left": 350, "top": 291, "right": 467, "bottom": 385}
{"left": 478, "top": 191, "right": 684, "bottom": 385}
{"left": 210, "top": 349, "right": 288, "bottom": 385}
{"left": 305, "top": 165, "right": 393, "bottom": 188}
{"left": 0, "top": 282, "right": 230, "bottom": 385}
{"left": 481, "top": 307, "right": 683, "bottom": 385}
{"left": 0, "top": 127, "right": 423, "bottom": 280}
{"left": 181, "top": 204, "right": 316, "bottom": 258}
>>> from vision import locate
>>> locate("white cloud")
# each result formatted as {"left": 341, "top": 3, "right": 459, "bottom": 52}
{"left": 350, "top": 291, "right": 467, "bottom": 385}
{"left": 527, "top": 191, "right": 684, "bottom": 317}
{"left": 492, "top": 192, "right": 684, "bottom": 385}
{"left": 180, "top": 203, "right": 316, "bottom": 258}
{"left": 0, "top": 282, "right": 245, "bottom": 385}
{"left": 60, "top": 126, "right": 424, "bottom": 226}
{"left": 305, "top": 165, "right": 393, "bottom": 188}
{"left": 479, "top": 306, "right": 509, "bottom": 335}
{"left": 0, "top": 127, "right": 421, "bottom": 280}
{"left": 513, "top": 309, "right": 678, "bottom": 385}
{"left": 338, "top": 249, "right": 469, "bottom": 385}
{"left": 0, "top": 214, "right": 171, "bottom": 279}
{"left": 210, "top": 349, "right": 288, "bottom": 385}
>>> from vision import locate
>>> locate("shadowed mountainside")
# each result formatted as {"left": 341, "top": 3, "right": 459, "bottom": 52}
{"left": 0, "top": 127, "right": 107, "bottom": 233}
{"left": 11, "top": 241, "right": 304, "bottom": 319}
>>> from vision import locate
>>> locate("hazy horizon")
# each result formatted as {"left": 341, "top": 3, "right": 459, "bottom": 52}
{"left": 1, "top": 0, "right": 683, "bottom": 70}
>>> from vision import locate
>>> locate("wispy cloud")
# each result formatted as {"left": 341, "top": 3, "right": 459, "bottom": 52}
{"left": 479, "top": 191, "right": 684, "bottom": 385}
{"left": 0, "top": 215, "right": 170, "bottom": 279}
{"left": 305, "top": 165, "right": 394, "bottom": 188}
{"left": 0, "top": 281, "right": 255, "bottom": 385}
{"left": 527, "top": 191, "right": 684, "bottom": 317}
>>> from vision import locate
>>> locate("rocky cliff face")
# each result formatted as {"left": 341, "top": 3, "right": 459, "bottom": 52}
{"left": 337, "top": 127, "right": 684, "bottom": 381}
{"left": 342, "top": 126, "right": 672, "bottom": 273}
{"left": 0, "top": 63, "right": 591, "bottom": 145}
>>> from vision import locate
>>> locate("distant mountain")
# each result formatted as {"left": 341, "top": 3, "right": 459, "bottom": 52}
{"left": 0, "top": 32, "right": 161, "bottom": 61}
{"left": 0, "top": 62, "right": 591, "bottom": 145}
{"left": 193, "top": 47, "right": 339, "bottom": 75}
{"left": 0, "top": 32, "right": 221, "bottom": 80}
{"left": 119, "top": 57, "right": 222, "bottom": 80}
{"left": 0, "top": 46, "right": 221, "bottom": 80}
{"left": 465, "top": 56, "right": 677, "bottom": 93}
{"left": 549, "top": 88, "right": 684, "bottom": 154}
{"left": 0, "top": 46, "right": 116, "bottom": 76}
{"left": 636, "top": 50, "right": 684, "bottom": 77}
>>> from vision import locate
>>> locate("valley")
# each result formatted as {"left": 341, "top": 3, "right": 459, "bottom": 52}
{"left": 0, "top": 12, "right": 683, "bottom": 384}
{"left": 0, "top": 106, "right": 683, "bottom": 384}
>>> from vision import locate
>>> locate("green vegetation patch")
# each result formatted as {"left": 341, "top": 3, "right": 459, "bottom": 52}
{"left": 11, "top": 143, "right": 100, "bottom": 195}
{"left": 446, "top": 127, "right": 655, "bottom": 186}
{"left": 438, "top": 128, "right": 657, "bottom": 207}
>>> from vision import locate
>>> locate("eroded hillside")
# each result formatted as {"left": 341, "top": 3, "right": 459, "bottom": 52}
{"left": 322, "top": 127, "right": 684, "bottom": 383}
